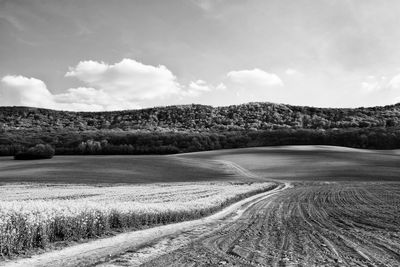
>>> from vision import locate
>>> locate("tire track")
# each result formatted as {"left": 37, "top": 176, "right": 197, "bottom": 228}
{"left": 0, "top": 182, "right": 285, "bottom": 267}
{"left": 143, "top": 182, "right": 400, "bottom": 267}
{"left": 213, "top": 160, "right": 260, "bottom": 179}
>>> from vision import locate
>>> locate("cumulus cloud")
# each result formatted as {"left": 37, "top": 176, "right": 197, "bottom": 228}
{"left": 182, "top": 80, "right": 227, "bottom": 97}
{"left": 183, "top": 80, "right": 211, "bottom": 97}
{"left": 189, "top": 80, "right": 211, "bottom": 92}
{"left": 0, "top": 59, "right": 219, "bottom": 111}
{"left": 0, "top": 60, "right": 287, "bottom": 111}
{"left": 0, "top": 76, "right": 114, "bottom": 111}
{"left": 0, "top": 75, "right": 54, "bottom": 108}
{"left": 65, "top": 58, "right": 182, "bottom": 101}
{"left": 227, "top": 68, "right": 283, "bottom": 87}
{"left": 53, "top": 87, "right": 139, "bottom": 111}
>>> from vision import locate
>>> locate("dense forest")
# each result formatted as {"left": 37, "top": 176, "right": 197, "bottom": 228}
{"left": 1, "top": 102, "right": 400, "bottom": 132}
{"left": 1, "top": 102, "right": 400, "bottom": 155}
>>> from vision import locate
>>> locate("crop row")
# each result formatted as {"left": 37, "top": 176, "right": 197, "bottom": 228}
{"left": 0, "top": 182, "right": 275, "bottom": 256}
{"left": 143, "top": 182, "right": 400, "bottom": 266}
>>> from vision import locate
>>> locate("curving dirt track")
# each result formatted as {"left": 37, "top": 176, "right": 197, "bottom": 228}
{"left": 141, "top": 182, "right": 400, "bottom": 267}
{"left": 0, "top": 183, "right": 287, "bottom": 267}
{"left": 2, "top": 146, "right": 400, "bottom": 267}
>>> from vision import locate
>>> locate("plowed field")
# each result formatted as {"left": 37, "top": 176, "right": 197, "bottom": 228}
{"left": 143, "top": 182, "right": 400, "bottom": 266}
{"left": 1, "top": 146, "right": 399, "bottom": 267}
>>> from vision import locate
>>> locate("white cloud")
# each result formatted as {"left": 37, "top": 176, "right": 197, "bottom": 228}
{"left": 227, "top": 68, "right": 283, "bottom": 87}
{"left": 359, "top": 74, "right": 400, "bottom": 105}
{"left": 361, "top": 81, "right": 377, "bottom": 92}
{"left": 189, "top": 80, "right": 211, "bottom": 92}
{"left": 360, "top": 75, "right": 389, "bottom": 92}
{"left": 66, "top": 58, "right": 182, "bottom": 101}
{"left": 388, "top": 74, "right": 400, "bottom": 89}
{"left": 1, "top": 61, "right": 289, "bottom": 111}
{"left": 216, "top": 83, "right": 227, "bottom": 90}
{"left": 0, "top": 76, "right": 123, "bottom": 111}
{"left": 182, "top": 80, "right": 227, "bottom": 97}
{"left": 0, "top": 75, "right": 54, "bottom": 108}
{"left": 182, "top": 80, "right": 210, "bottom": 97}
{"left": 0, "top": 59, "right": 220, "bottom": 111}
{"left": 53, "top": 87, "right": 139, "bottom": 111}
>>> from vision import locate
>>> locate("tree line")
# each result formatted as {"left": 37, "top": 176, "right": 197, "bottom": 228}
{"left": 1, "top": 102, "right": 399, "bottom": 133}
{"left": 1, "top": 127, "right": 400, "bottom": 157}
{"left": 1, "top": 102, "right": 400, "bottom": 156}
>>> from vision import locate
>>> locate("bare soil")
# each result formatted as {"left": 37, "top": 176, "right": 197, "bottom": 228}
{"left": 0, "top": 155, "right": 238, "bottom": 184}
{"left": 1, "top": 146, "right": 399, "bottom": 267}
{"left": 179, "top": 145, "right": 400, "bottom": 181}
{"left": 139, "top": 182, "right": 400, "bottom": 267}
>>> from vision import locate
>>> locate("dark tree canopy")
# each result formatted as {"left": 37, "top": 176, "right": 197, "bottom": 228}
{"left": 14, "top": 144, "right": 55, "bottom": 160}
{"left": 1, "top": 102, "right": 400, "bottom": 156}
{"left": 0, "top": 102, "right": 399, "bottom": 132}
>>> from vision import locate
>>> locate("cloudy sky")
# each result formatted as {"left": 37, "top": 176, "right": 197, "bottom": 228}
{"left": 1, "top": 0, "right": 400, "bottom": 111}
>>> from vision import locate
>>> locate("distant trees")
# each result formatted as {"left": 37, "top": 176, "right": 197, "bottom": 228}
{"left": 1, "top": 127, "right": 399, "bottom": 157}
{"left": 1, "top": 103, "right": 400, "bottom": 133}
{"left": 1, "top": 103, "right": 400, "bottom": 157}
{"left": 14, "top": 144, "right": 55, "bottom": 160}
{"left": 78, "top": 139, "right": 102, "bottom": 154}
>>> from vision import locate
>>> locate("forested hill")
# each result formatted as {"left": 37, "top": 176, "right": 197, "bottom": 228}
{"left": 1, "top": 102, "right": 400, "bottom": 155}
{"left": 1, "top": 102, "right": 400, "bottom": 132}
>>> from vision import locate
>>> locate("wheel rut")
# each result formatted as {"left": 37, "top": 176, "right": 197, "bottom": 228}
{"left": 142, "top": 183, "right": 400, "bottom": 267}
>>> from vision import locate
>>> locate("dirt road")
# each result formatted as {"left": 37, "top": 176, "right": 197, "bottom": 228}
{"left": 3, "top": 146, "right": 400, "bottom": 267}
{"left": 1, "top": 183, "right": 287, "bottom": 267}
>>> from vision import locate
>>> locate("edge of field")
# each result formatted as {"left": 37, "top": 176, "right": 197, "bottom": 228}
{"left": 0, "top": 182, "right": 288, "bottom": 267}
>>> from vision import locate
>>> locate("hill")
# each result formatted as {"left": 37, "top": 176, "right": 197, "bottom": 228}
{"left": 1, "top": 102, "right": 400, "bottom": 155}
{"left": 1, "top": 102, "right": 400, "bottom": 132}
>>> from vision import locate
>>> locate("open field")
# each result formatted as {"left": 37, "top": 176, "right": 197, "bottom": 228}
{"left": 1, "top": 145, "right": 399, "bottom": 184}
{"left": 141, "top": 182, "right": 400, "bottom": 266}
{"left": 0, "top": 181, "right": 275, "bottom": 257}
{"left": 180, "top": 145, "right": 400, "bottom": 181}
{"left": 0, "top": 146, "right": 399, "bottom": 266}
{"left": 0, "top": 155, "right": 237, "bottom": 184}
{"left": 1, "top": 184, "right": 288, "bottom": 267}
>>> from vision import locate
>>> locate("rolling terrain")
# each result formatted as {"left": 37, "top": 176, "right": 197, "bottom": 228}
{"left": 0, "top": 146, "right": 399, "bottom": 266}
{"left": 105, "top": 146, "right": 400, "bottom": 267}
{"left": 0, "top": 155, "right": 237, "bottom": 184}
{"left": 180, "top": 145, "right": 400, "bottom": 181}
{"left": 1, "top": 145, "right": 399, "bottom": 183}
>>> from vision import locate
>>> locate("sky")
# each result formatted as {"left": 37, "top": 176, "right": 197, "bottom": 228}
{"left": 1, "top": 0, "right": 400, "bottom": 111}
